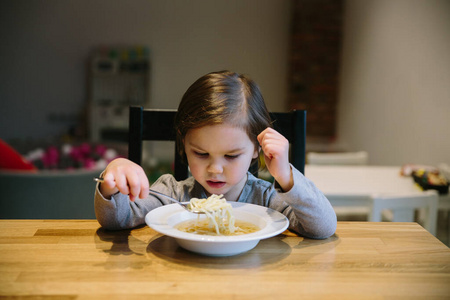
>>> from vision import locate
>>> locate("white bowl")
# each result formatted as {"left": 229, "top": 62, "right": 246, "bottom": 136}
{"left": 145, "top": 202, "right": 289, "bottom": 256}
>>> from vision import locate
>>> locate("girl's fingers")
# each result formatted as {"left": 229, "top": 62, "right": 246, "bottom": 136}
{"left": 126, "top": 170, "right": 149, "bottom": 201}
{"left": 102, "top": 172, "right": 117, "bottom": 189}
{"left": 138, "top": 171, "right": 150, "bottom": 199}
{"left": 258, "top": 128, "right": 286, "bottom": 145}
{"left": 115, "top": 173, "right": 131, "bottom": 196}
{"left": 99, "top": 158, "right": 149, "bottom": 201}
{"left": 259, "top": 132, "right": 288, "bottom": 159}
{"left": 126, "top": 173, "right": 141, "bottom": 202}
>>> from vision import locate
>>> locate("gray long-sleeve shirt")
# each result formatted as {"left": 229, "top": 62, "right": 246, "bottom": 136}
{"left": 94, "top": 165, "right": 337, "bottom": 239}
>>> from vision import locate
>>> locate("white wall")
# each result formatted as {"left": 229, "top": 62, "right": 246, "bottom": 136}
{"left": 0, "top": 0, "right": 291, "bottom": 141}
{"left": 3, "top": 0, "right": 448, "bottom": 167}
{"left": 338, "top": 0, "right": 450, "bottom": 166}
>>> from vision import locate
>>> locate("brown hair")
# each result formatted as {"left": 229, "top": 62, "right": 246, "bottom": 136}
{"left": 174, "top": 70, "right": 271, "bottom": 164}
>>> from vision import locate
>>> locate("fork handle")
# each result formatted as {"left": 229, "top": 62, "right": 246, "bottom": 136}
{"left": 147, "top": 189, "right": 179, "bottom": 203}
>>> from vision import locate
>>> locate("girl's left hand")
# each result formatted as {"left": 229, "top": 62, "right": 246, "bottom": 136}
{"left": 257, "top": 128, "right": 293, "bottom": 191}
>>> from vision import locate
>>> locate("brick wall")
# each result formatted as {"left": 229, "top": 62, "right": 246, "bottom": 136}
{"left": 288, "top": 0, "right": 343, "bottom": 139}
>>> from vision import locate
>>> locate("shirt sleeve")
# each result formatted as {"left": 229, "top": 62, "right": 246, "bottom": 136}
{"left": 94, "top": 174, "right": 187, "bottom": 230}
{"left": 268, "top": 165, "right": 337, "bottom": 239}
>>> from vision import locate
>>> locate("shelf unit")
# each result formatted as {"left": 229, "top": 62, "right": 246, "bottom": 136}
{"left": 87, "top": 46, "right": 150, "bottom": 142}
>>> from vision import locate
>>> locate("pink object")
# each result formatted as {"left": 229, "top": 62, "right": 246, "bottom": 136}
{"left": 95, "top": 144, "right": 107, "bottom": 156}
{"left": 83, "top": 158, "right": 96, "bottom": 170}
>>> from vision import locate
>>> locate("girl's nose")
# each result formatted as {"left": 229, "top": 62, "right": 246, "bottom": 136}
{"left": 207, "top": 160, "right": 223, "bottom": 174}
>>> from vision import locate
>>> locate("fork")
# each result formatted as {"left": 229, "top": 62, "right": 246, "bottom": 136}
{"left": 93, "top": 177, "right": 204, "bottom": 214}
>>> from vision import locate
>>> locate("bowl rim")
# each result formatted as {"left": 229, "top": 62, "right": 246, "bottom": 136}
{"left": 145, "top": 201, "right": 289, "bottom": 243}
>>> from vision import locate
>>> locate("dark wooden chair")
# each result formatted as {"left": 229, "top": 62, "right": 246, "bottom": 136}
{"left": 128, "top": 106, "right": 306, "bottom": 181}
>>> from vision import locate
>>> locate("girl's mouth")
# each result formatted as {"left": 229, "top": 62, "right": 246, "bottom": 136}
{"left": 206, "top": 180, "right": 226, "bottom": 189}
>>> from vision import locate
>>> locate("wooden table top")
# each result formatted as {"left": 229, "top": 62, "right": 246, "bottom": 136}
{"left": 1, "top": 220, "right": 449, "bottom": 299}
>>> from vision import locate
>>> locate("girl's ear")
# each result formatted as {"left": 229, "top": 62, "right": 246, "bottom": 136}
{"left": 252, "top": 146, "right": 260, "bottom": 159}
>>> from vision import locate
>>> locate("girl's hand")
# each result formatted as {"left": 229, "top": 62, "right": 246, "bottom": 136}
{"left": 99, "top": 158, "right": 149, "bottom": 202}
{"left": 257, "top": 128, "right": 293, "bottom": 192}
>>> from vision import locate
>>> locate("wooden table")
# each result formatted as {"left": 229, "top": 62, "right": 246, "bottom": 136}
{"left": 1, "top": 220, "right": 449, "bottom": 299}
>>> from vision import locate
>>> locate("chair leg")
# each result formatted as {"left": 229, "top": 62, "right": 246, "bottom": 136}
{"left": 425, "top": 194, "right": 438, "bottom": 236}
{"left": 370, "top": 193, "right": 438, "bottom": 237}
{"left": 391, "top": 208, "right": 415, "bottom": 222}
{"left": 369, "top": 199, "right": 382, "bottom": 222}
{"left": 447, "top": 210, "right": 450, "bottom": 246}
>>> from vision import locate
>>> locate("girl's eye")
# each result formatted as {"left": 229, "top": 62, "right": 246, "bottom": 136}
{"left": 225, "top": 154, "right": 240, "bottom": 160}
{"left": 194, "top": 151, "right": 208, "bottom": 157}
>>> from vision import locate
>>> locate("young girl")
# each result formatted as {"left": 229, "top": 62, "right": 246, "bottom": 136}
{"left": 95, "top": 70, "right": 336, "bottom": 239}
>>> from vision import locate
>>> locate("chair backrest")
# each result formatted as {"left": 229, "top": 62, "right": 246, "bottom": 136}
{"left": 307, "top": 151, "right": 369, "bottom": 165}
{"left": 128, "top": 106, "right": 306, "bottom": 181}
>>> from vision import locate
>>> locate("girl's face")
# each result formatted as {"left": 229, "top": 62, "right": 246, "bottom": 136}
{"left": 184, "top": 123, "right": 259, "bottom": 201}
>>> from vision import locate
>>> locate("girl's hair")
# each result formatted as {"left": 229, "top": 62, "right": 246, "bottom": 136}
{"left": 174, "top": 70, "right": 272, "bottom": 164}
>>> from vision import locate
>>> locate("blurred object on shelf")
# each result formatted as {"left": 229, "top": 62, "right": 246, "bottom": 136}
{"left": 91, "top": 45, "right": 149, "bottom": 75}
{"left": 400, "top": 163, "right": 449, "bottom": 195}
{"left": 400, "top": 163, "right": 439, "bottom": 176}
{"left": 412, "top": 168, "right": 449, "bottom": 195}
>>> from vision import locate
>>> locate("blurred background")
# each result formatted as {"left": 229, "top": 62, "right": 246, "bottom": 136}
{"left": 0, "top": 0, "right": 449, "bottom": 244}
{"left": 1, "top": 0, "right": 449, "bottom": 166}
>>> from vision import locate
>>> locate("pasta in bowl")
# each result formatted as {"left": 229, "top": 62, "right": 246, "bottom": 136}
{"left": 145, "top": 199, "right": 289, "bottom": 256}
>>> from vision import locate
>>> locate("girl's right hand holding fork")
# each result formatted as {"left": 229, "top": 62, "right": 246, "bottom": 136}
{"left": 98, "top": 158, "right": 150, "bottom": 202}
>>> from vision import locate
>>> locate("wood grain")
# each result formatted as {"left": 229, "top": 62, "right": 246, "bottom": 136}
{"left": 1, "top": 220, "right": 449, "bottom": 299}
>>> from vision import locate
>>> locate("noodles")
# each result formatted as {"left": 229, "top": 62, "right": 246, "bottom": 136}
{"left": 176, "top": 219, "right": 260, "bottom": 236}
{"left": 189, "top": 194, "right": 235, "bottom": 235}
{"left": 176, "top": 194, "right": 260, "bottom": 236}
